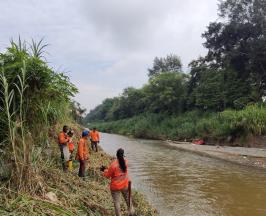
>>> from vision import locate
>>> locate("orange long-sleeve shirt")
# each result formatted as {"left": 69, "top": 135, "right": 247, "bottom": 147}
{"left": 76, "top": 138, "right": 89, "bottom": 161}
{"left": 90, "top": 130, "right": 100, "bottom": 142}
{"left": 103, "top": 160, "right": 129, "bottom": 191}
{"left": 58, "top": 132, "right": 69, "bottom": 145}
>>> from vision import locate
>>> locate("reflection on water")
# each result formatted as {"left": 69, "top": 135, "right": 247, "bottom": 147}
{"left": 100, "top": 133, "right": 266, "bottom": 216}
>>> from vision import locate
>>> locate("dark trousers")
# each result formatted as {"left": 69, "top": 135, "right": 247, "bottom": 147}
{"left": 59, "top": 145, "right": 67, "bottom": 171}
{"left": 69, "top": 151, "right": 74, "bottom": 160}
{"left": 78, "top": 160, "right": 86, "bottom": 177}
{"left": 91, "top": 141, "right": 98, "bottom": 152}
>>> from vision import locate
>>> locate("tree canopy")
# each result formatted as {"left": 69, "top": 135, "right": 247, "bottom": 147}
{"left": 148, "top": 54, "right": 182, "bottom": 78}
{"left": 85, "top": 0, "right": 266, "bottom": 123}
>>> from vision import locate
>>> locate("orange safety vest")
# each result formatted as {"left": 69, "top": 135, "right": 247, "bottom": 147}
{"left": 103, "top": 160, "right": 129, "bottom": 191}
{"left": 90, "top": 131, "right": 100, "bottom": 142}
{"left": 58, "top": 131, "right": 69, "bottom": 145}
{"left": 76, "top": 138, "right": 89, "bottom": 161}
{"left": 68, "top": 141, "right": 75, "bottom": 152}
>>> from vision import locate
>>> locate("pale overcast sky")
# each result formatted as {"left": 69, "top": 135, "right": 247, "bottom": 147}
{"left": 0, "top": 0, "right": 219, "bottom": 112}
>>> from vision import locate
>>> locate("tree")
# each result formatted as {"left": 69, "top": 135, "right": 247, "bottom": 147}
{"left": 188, "top": 59, "right": 254, "bottom": 111}
{"left": 193, "top": 69, "right": 224, "bottom": 111}
{"left": 72, "top": 101, "right": 87, "bottom": 124}
{"left": 148, "top": 54, "right": 182, "bottom": 78}
{"left": 144, "top": 72, "right": 188, "bottom": 114}
{"left": 84, "top": 98, "right": 116, "bottom": 122}
{"left": 203, "top": 0, "right": 266, "bottom": 98}
{"left": 186, "top": 58, "right": 208, "bottom": 110}
{"left": 105, "top": 88, "right": 146, "bottom": 120}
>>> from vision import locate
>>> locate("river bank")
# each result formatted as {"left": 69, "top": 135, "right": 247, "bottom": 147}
{"left": 0, "top": 125, "right": 157, "bottom": 215}
{"left": 93, "top": 113, "right": 266, "bottom": 169}
{"left": 92, "top": 106, "right": 266, "bottom": 149}
{"left": 96, "top": 124, "right": 266, "bottom": 170}
{"left": 167, "top": 141, "right": 266, "bottom": 169}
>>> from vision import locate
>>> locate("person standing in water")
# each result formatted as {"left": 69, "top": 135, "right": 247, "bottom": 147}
{"left": 101, "top": 148, "right": 134, "bottom": 216}
{"left": 90, "top": 127, "right": 100, "bottom": 152}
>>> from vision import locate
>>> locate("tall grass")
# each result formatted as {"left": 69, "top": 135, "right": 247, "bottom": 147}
{"left": 15, "top": 61, "right": 31, "bottom": 188}
{"left": 0, "top": 61, "right": 30, "bottom": 188}
{"left": 0, "top": 68, "right": 18, "bottom": 173}
{"left": 0, "top": 38, "right": 78, "bottom": 189}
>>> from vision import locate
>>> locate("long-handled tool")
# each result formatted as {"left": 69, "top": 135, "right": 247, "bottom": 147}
{"left": 128, "top": 181, "right": 132, "bottom": 212}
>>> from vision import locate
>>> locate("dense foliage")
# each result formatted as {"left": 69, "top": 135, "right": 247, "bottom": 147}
{"left": 85, "top": 0, "right": 266, "bottom": 124}
{"left": 0, "top": 38, "right": 78, "bottom": 185}
{"left": 148, "top": 54, "right": 182, "bottom": 78}
{"left": 94, "top": 104, "right": 266, "bottom": 144}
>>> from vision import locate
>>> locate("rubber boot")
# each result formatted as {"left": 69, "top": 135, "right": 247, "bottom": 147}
{"left": 68, "top": 160, "right": 73, "bottom": 171}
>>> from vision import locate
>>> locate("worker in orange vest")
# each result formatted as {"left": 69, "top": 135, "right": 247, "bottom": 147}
{"left": 67, "top": 130, "right": 75, "bottom": 171}
{"left": 76, "top": 130, "right": 90, "bottom": 177}
{"left": 58, "top": 125, "right": 70, "bottom": 171}
{"left": 101, "top": 148, "right": 134, "bottom": 216}
{"left": 90, "top": 127, "right": 100, "bottom": 152}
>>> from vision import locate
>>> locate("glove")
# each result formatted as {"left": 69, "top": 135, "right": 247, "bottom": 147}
{"left": 100, "top": 165, "right": 107, "bottom": 172}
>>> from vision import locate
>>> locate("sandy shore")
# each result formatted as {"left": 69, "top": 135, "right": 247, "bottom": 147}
{"left": 167, "top": 141, "right": 266, "bottom": 169}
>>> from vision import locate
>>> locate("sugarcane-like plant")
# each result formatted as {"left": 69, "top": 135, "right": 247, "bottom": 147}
{"left": 0, "top": 68, "right": 18, "bottom": 173}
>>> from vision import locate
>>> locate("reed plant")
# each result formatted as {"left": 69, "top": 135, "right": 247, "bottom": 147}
{"left": 0, "top": 68, "right": 18, "bottom": 172}
{"left": 0, "top": 38, "right": 77, "bottom": 189}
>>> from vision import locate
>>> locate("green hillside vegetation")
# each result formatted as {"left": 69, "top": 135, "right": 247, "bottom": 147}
{"left": 0, "top": 39, "right": 156, "bottom": 215}
{"left": 85, "top": 0, "right": 266, "bottom": 145}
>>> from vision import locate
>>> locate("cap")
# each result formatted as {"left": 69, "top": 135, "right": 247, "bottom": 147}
{"left": 82, "top": 130, "right": 90, "bottom": 137}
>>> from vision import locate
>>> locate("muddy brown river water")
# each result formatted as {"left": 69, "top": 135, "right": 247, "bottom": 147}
{"left": 100, "top": 133, "right": 266, "bottom": 216}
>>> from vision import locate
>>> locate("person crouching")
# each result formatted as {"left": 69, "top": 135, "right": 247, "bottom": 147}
{"left": 101, "top": 148, "right": 134, "bottom": 216}
{"left": 76, "top": 130, "right": 90, "bottom": 177}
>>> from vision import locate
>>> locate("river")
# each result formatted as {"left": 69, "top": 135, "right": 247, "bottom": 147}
{"left": 100, "top": 133, "right": 266, "bottom": 216}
